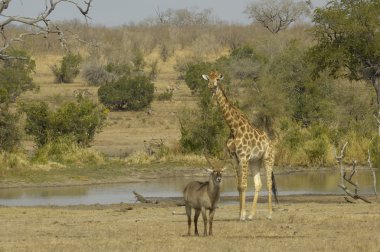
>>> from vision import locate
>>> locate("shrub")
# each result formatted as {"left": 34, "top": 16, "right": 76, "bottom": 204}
{"left": 132, "top": 49, "right": 145, "bottom": 71}
{"left": 105, "top": 62, "right": 132, "bottom": 77}
{"left": 22, "top": 98, "right": 107, "bottom": 148}
{"left": 33, "top": 136, "right": 106, "bottom": 166}
{"left": 156, "top": 90, "right": 173, "bottom": 101}
{"left": 184, "top": 62, "right": 213, "bottom": 92}
{"left": 178, "top": 104, "right": 228, "bottom": 155}
{"left": 0, "top": 107, "right": 21, "bottom": 151}
{"left": 369, "top": 136, "right": 380, "bottom": 168}
{"left": 0, "top": 151, "right": 29, "bottom": 175}
{"left": 0, "top": 49, "right": 36, "bottom": 103}
{"left": 51, "top": 52, "right": 82, "bottom": 83}
{"left": 98, "top": 75, "right": 154, "bottom": 111}
{"left": 82, "top": 64, "right": 116, "bottom": 86}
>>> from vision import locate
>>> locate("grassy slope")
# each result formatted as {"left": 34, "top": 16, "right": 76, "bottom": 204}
{"left": 20, "top": 51, "right": 198, "bottom": 157}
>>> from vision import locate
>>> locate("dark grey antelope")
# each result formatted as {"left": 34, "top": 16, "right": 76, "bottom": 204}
{"left": 183, "top": 156, "right": 225, "bottom": 236}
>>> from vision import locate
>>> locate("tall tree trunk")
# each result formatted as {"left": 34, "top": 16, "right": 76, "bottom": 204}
{"left": 372, "top": 77, "right": 380, "bottom": 136}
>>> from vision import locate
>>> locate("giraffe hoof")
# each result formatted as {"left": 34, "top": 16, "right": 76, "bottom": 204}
{"left": 239, "top": 215, "right": 246, "bottom": 221}
{"left": 247, "top": 214, "right": 254, "bottom": 220}
{"left": 267, "top": 214, "right": 273, "bottom": 220}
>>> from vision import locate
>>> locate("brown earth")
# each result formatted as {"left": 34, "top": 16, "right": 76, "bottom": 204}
{"left": 1, "top": 194, "right": 379, "bottom": 252}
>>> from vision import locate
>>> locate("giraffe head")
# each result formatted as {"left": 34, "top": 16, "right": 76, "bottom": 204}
{"left": 202, "top": 71, "right": 223, "bottom": 94}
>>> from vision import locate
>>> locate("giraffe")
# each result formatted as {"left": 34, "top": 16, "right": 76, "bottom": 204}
{"left": 202, "top": 71, "right": 278, "bottom": 221}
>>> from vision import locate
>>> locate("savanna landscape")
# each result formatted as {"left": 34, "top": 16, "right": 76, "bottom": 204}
{"left": 0, "top": 0, "right": 380, "bottom": 251}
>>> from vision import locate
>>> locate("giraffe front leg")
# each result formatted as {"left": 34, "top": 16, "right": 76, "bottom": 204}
{"left": 237, "top": 160, "right": 248, "bottom": 221}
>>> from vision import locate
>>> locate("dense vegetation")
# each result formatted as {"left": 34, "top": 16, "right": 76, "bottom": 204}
{"left": 1, "top": 0, "right": 380, "bottom": 174}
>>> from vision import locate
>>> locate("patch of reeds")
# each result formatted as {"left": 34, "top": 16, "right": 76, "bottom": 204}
{"left": 33, "top": 137, "right": 106, "bottom": 167}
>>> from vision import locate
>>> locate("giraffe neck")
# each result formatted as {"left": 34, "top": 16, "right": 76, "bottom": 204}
{"left": 214, "top": 86, "right": 239, "bottom": 130}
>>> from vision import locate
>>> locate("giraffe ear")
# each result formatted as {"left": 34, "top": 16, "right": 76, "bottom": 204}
{"left": 202, "top": 74, "right": 209, "bottom": 81}
{"left": 218, "top": 74, "right": 224, "bottom": 80}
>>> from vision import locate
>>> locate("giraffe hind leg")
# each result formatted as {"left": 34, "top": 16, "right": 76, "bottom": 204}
{"left": 264, "top": 148, "right": 275, "bottom": 220}
{"left": 237, "top": 159, "right": 248, "bottom": 221}
{"left": 248, "top": 159, "right": 262, "bottom": 220}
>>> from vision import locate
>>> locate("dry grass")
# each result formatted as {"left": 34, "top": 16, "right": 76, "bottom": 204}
{"left": 0, "top": 199, "right": 379, "bottom": 252}
{"left": 20, "top": 51, "right": 198, "bottom": 157}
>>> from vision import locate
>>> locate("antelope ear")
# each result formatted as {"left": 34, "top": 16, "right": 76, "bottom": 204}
{"left": 221, "top": 167, "right": 226, "bottom": 172}
{"left": 204, "top": 168, "right": 213, "bottom": 173}
{"left": 202, "top": 74, "right": 209, "bottom": 81}
{"left": 218, "top": 74, "right": 224, "bottom": 80}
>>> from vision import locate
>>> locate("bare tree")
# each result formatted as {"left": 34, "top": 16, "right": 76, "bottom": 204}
{"left": 147, "top": 7, "right": 215, "bottom": 27}
{"left": 334, "top": 141, "right": 348, "bottom": 185}
{"left": 338, "top": 160, "right": 371, "bottom": 203}
{"left": 0, "top": 0, "right": 93, "bottom": 60}
{"left": 244, "top": 0, "right": 311, "bottom": 34}
{"left": 335, "top": 142, "right": 372, "bottom": 203}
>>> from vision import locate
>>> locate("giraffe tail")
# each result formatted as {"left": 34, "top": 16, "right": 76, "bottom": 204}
{"left": 271, "top": 171, "right": 279, "bottom": 204}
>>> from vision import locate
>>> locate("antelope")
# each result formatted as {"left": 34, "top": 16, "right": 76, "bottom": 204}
{"left": 183, "top": 155, "right": 225, "bottom": 236}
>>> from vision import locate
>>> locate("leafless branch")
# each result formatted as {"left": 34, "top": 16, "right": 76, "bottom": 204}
{"left": 0, "top": 0, "right": 93, "bottom": 60}
{"left": 334, "top": 141, "right": 348, "bottom": 185}
{"left": 338, "top": 160, "right": 371, "bottom": 203}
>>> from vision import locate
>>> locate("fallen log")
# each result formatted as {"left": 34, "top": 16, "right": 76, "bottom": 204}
{"left": 133, "top": 191, "right": 158, "bottom": 204}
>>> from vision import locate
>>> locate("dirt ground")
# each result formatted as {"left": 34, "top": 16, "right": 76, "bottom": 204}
{"left": 1, "top": 195, "right": 379, "bottom": 252}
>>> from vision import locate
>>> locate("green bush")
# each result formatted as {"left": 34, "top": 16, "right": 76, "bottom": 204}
{"left": 105, "top": 62, "right": 132, "bottom": 77}
{"left": 51, "top": 52, "right": 82, "bottom": 83}
{"left": 0, "top": 107, "right": 21, "bottom": 151}
{"left": 0, "top": 50, "right": 35, "bottom": 151}
{"left": 0, "top": 49, "right": 36, "bottom": 103}
{"left": 98, "top": 75, "right": 154, "bottom": 111}
{"left": 22, "top": 98, "right": 107, "bottom": 148}
{"left": 178, "top": 106, "right": 228, "bottom": 155}
{"left": 184, "top": 62, "right": 213, "bottom": 92}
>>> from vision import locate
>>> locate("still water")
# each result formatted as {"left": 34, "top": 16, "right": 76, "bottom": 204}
{"left": 0, "top": 170, "right": 378, "bottom": 206}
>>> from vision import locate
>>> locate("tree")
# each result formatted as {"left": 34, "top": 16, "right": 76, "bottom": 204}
{"left": 0, "top": 49, "right": 35, "bottom": 151}
{"left": 0, "top": 108, "right": 20, "bottom": 151}
{"left": 308, "top": 0, "right": 380, "bottom": 135}
{"left": 0, "top": 0, "right": 92, "bottom": 60}
{"left": 244, "top": 0, "right": 311, "bottom": 34}
{"left": 0, "top": 49, "right": 36, "bottom": 103}
{"left": 151, "top": 7, "right": 215, "bottom": 26}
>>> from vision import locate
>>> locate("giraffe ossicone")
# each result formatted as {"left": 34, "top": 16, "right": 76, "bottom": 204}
{"left": 202, "top": 70, "right": 278, "bottom": 221}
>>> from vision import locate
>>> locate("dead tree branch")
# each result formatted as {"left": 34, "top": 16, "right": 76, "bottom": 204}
{"left": 0, "top": 0, "right": 93, "bottom": 60}
{"left": 133, "top": 191, "right": 159, "bottom": 204}
{"left": 338, "top": 160, "right": 371, "bottom": 203}
{"left": 334, "top": 141, "right": 348, "bottom": 185}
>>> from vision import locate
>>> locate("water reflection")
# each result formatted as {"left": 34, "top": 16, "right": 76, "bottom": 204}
{"left": 0, "top": 170, "right": 378, "bottom": 206}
